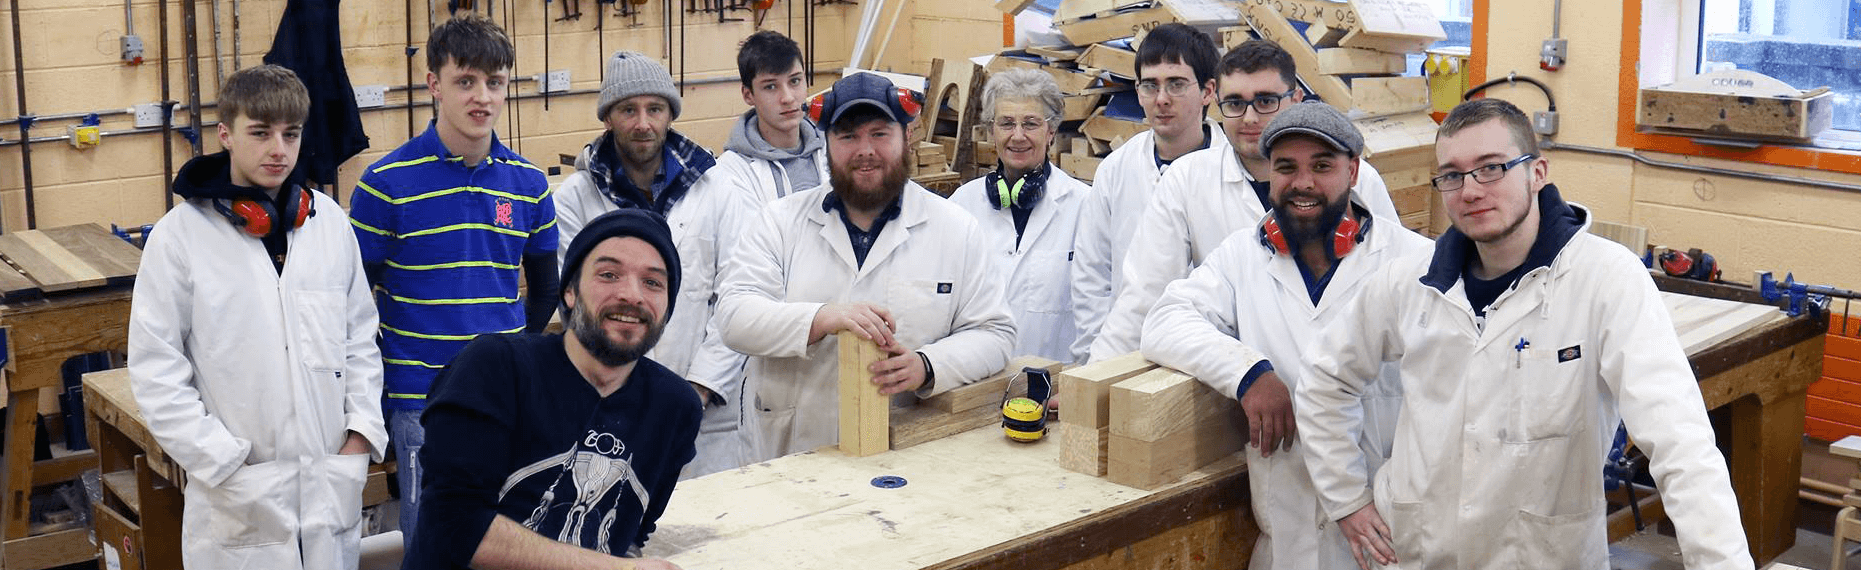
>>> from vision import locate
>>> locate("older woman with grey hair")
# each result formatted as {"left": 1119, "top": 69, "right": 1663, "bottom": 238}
{"left": 948, "top": 67, "right": 1090, "bottom": 363}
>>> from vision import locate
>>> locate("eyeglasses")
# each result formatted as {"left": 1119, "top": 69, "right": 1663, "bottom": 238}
{"left": 1137, "top": 78, "right": 1199, "bottom": 98}
{"left": 991, "top": 117, "right": 1054, "bottom": 133}
{"left": 1430, "top": 154, "right": 1537, "bottom": 192}
{"left": 1216, "top": 89, "right": 1296, "bottom": 118}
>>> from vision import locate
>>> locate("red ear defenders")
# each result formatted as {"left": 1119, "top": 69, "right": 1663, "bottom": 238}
{"left": 227, "top": 186, "right": 313, "bottom": 238}
{"left": 806, "top": 87, "right": 923, "bottom": 125}
{"left": 1260, "top": 211, "right": 1365, "bottom": 258}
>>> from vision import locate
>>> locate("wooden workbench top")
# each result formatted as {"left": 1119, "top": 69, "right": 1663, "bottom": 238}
{"left": 644, "top": 426, "right": 1245, "bottom": 569}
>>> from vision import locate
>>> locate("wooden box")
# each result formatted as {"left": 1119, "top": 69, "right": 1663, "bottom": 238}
{"left": 1638, "top": 69, "right": 1834, "bottom": 142}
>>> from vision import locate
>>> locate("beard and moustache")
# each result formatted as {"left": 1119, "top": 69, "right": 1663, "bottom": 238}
{"left": 1275, "top": 189, "right": 1351, "bottom": 246}
{"left": 568, "top": 291, "right": 665, "bottom": 367}
{"left": 829, "top": 149, "right": 910, "bottom": 211}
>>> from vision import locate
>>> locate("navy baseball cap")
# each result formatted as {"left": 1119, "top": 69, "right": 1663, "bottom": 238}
{"left": 821, "top": 72, "right": 911, "bottom": 130}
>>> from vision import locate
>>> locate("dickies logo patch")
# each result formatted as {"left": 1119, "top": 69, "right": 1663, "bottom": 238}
{"left": 936, "top": 282, "right": 953, "bottom": 294}
{"left": 494, "top": 198, "right": 515, "bottom": 228}
{"left": 1558, "top": 345, "right": 1582, "bottom": 363}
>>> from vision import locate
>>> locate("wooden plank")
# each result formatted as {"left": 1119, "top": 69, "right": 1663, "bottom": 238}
{"left": 1588, "top": 220, "right": 1649, "bottom": 255}
{"left": 41, "top": 224, "right": 141, "bottom": 282}
{"left": 2, "top": 389, "right": 36, "bottom": 539}
{"left": 1059, "top": 153, "right": 1105, "bottom": 184}
{"left": 1056, "top": 3, "right": 1174, "bottom": 46}
{"left": 1660, "top": 292, "right": 1787, "bottom": 356}
{"left": 1105, "top": 409, "right": 1247, "bottom": 490}
{"left": 1058, "top": 352, "right": 1157, "bottom": 429}
{"left": 1316, "top": 47, "right": 1407, "bottom": 75}
{"left": 922, "top": 356, "right": 1064, "bottom": 414}
{"left": 2, "top": 527, "right": 96, "bottom": 569}
{"left": 1078, "top": 43, "right": 1137, "bottom": 79}
{"left": 1108, "top": 367, "right": 1220, "bottom": 441}
{"left": 1305, "top": 24, "right": 1346, "bottom": 48}
{"left": 988, "top": 55, "right": 1100, "bottom": 95}
{"left": 1057, "top": 422, "right": 1111, "bottom": 476}
{"left": 1387, "top": 182, "right": 1432, "bottom": 216}
{"left": 101, "top": 470, "right": 141, "bottom": 516}
{"left": 1829, "top": 435, "right": 1861, "bottom": 459}
{"left": 0, "top": 265, "right": 39, "bottom": 301}
{"left": 890, "top": 403, "right": 1001, "bottom": 450}
{"left": 995, "top": 0, "right": 1038, "bottom": 16}
{"left": 1349, "top": 76, "right": 1430, "bottom": 116}
{"left": 1081, "top": 112, "right": 1147, "bottom": 143}
{"left": 1053, "top": 0, "right": 1150, "bottom": 24}
{"left": 1232, "top": 7, "right": 1356, "bottom": 110}
{"left": 837, "top": 332, "right": 890, "bottom": 457}
{"left": 1026, "top": 45, "right": 1084, "bottom": 62}
{"left": 1354, "top": 112, "right": 1437, "bottom": 158}
{"left": 1349, "top": 0, "right": 1449, "bottom": 43}
{"left": 0, "top": 231, "right": 108, "bottom": 292}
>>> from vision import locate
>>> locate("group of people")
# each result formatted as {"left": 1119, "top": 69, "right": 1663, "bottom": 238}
{"left": 122, "top": 11, "right": 1758, "bottom": 570}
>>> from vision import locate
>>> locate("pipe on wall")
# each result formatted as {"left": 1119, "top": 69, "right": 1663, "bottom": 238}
{"left": 9, "top": 0, "right": 36, "bottom": 229}
{"left": 1541, "top": 140, "right": 1861, "bottom": 195}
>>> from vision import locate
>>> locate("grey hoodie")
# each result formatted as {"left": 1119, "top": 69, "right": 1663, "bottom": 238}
{"left": 725, "top": 109, "right": 825, "bottom": 192}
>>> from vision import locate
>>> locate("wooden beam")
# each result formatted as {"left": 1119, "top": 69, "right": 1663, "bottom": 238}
{"left": 1057, "top": 153, "right": 1105, "bottom": 183}
{"left": 1105, "top": 367, "right": 1247, "bottom": 489}
{"left": 1078, "top": 43, "right": 1137, "bottom": 79}
{"left": 1350, "top": 76, "right": 1430, "bottom": 116}
{"left": 1108, "top": 367, "right": 1213, "bottom": 441}
{"left": 1232, "top": 8, "right": 1355, "bottom": 110}
{"left": 1057, "top": 422, "right": 1112, "bottom": 476}
{"left": 4, "top": 527, "right": 95, "bottom": 569}
{"left": 1026, "top": 45, "right": 1084, "bottom": 62}
{"left": 837, "top": 332, "right": 889, "bottom": 457}
{"left": 921, "top": 356, "right": 1064, "bottom": 414}
{"left": 1316, "top": 47, "right": 1407, "bottom": 75}
{"left": 1081, "top": 112, "right": 1147, "bottom": 144}
{"left": 1058, "top": 352, "right": 1158, "bottom": 429}
{"left": 1055, "top": 3, "right": 1174, "bottom": 46}
{"left": 1305, "top": 24, "right": 1346, "bottom": 48}
{"left": 1354, "top": 112, "right": 1437, "bottom": 159}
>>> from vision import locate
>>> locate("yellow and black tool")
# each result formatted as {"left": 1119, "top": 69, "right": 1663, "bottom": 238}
{"left": 1001, "top": 367, "right": 1054, "bottom": 443}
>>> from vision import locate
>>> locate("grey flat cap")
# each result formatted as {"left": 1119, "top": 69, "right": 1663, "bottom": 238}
{"left": 1261, "top": 101, "right": 1365, "bottom": 157}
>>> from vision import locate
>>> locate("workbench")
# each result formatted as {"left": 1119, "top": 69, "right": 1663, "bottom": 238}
{"left": 0, "top": 223, "right": 142, "bottom": 569}
{"left": 645, "top": 279, "right": 1821, "bottom": 568}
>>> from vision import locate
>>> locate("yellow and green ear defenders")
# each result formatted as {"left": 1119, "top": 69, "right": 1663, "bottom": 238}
{"left": 1001, "top": 367, "right": 1054, "bottom": 442}
{"left": 995, "top": 177, "right": 1026, "bottom": 210}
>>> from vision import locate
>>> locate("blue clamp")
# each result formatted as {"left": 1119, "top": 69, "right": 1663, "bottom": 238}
{"left": 1757, "top": 272, "right": 1834, "bottom": 317}
{"left": 178, "top": 126, "right": 200, "bottom": 146}
{"left": 80, "top": 113, "right": 101, "bottom": 127}
{"left": 15, "top": 114, "right": 35, "bottom": 131}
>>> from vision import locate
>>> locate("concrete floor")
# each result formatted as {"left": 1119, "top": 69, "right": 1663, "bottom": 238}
{"left": 1612, "top": 500, "right": 1851, "bottom": 570}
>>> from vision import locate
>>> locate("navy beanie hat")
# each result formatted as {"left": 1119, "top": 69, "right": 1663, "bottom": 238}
{"left": 559, "top": 209, "right": 682, "bottom": 319}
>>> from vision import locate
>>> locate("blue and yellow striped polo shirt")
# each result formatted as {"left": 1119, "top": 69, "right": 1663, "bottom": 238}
{"left": 350, "top": 123, "right": 557, "bottom": 410}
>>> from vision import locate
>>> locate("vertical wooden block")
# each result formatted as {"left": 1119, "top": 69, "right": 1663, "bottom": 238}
{"left": 837, "top": 332, "right": 890, "bottom": 457}
{"left": 1058, "top": 352, "right": 1158, "bottom": 429}
{"left": 1057, "top": 422, "right": 1111, "bottom": 476}
{"left": 1105, "top": 367, "right": 1247, "bottom": 489}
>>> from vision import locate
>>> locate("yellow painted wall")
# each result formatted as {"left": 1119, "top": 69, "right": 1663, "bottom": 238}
{"left": 1480, "top": 0, "right": 1861, "bottom": 290}
{"left": 0, "top": 0, "right": 1002, "bottom": 233}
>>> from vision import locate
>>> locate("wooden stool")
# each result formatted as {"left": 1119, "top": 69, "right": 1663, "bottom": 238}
{"left": 1829, "top": 436, "right": 1861, "bottom": 570}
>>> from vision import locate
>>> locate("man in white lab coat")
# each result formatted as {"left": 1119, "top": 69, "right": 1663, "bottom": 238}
{"left": 129, "top": 64, "right": 386, "bottom": 569}
{"left": 715, "top": 72, "right": 1017, "bottom": 461}
{"left": 1088, "top": 40, "right": 1402, "bottom": 362}
{"left": 1070, "top": 23, "right": 1228, "bottom": 363}
{"left": 553, "top": 51, "right": 759, "bottom": 478}
{"left": 1296, "top": 99, "right": 1752, "bottom": 570}
{"left": 1144, "top": 102, "right": 1431, "bottom": 570}
{"left": 950, "top": 68, "right": 1088, "bottom": 363}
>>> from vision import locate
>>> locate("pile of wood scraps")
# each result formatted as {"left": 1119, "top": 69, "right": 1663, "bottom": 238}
{"left": 1223, "top": 0, "right": 1448, "bottom": 234}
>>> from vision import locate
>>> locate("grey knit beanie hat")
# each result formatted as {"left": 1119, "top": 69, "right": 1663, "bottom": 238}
{"left": 598, "top": 51, "right": 682, "bottom": 121}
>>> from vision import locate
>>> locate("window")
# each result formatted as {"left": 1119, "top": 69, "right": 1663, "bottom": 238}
{"left": 1426, "top": 0, "right": 1476, "bottom": 49}
{"left": 1697, "top": 0, "right": 1861, "bottom": 140}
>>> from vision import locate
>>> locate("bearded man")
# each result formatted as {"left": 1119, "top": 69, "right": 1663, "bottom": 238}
{"left": 714, "top": 72, "right": 1017, "bottom": 461}
{"left": 407, "top": 209, "right": 701, "bottom": 570}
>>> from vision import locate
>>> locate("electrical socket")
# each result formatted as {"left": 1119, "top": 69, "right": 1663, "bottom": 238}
{"left": 1539, "top": 38, "right": 1568, "bottom": 71}
{"left": 354, "top": 85, "right": 388, "bottom": 109}
{"left": 132, "top": 103, "right": 167, "bottom": 128}
{"left": 121, "top": 34, "right": 144, "bottom": 64}
{"left": 542, "top": 70, "right": 571, "bottom": 94}
{"left": 1533, "top": 110, "right": 1559, "bottom": 136}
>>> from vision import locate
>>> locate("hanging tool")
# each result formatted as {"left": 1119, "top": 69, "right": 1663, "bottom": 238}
{"left": 1000, "top": 367, "right": 1054, "bottom": 442}
{"left": 555, "top": 0, "right": 582, "bottom": 20}
{"left": 1657, "top": 247, "right": 1719, "bottom": 282}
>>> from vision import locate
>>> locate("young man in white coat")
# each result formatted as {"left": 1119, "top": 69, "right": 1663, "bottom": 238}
{"left": 715, "top": 72, "right": 1017, "bottom": 461}
{"left": 1143, "top": 102, "right": 1430, "bottom": 570}
{"left": 1295, "top": 99, "right": 1752, "bottom": 570}
{"left": 128, "top": 64, "right": 386, "bottom": 569}
{"left": 950, "top": 68, "right": 1088, "bottom": 363}
{"left": 1070, "top": 23, "right": 1228, "bottom": 363}
{"left": 554, "top": 51, "right": 759, "bottom": 478}
{"left": 1088, "top": 40, "right": 1402, "bottom": 362}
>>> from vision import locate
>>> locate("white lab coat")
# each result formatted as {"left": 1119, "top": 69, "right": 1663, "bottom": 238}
{"left": 948, "top": 166, "right": 1088, "bottom": 363}
{"left": 710, "top": 146, "right": 832, "bottom": 204}
{"left": 1069, "top": 127, "right": 1230, "bottom": 363}
{"left": 128, "top": 191, "right": 387, "bottom": 570}
{"left": 1294, "top": 203, "right": 1752, "bottom": 569}
{"left": 1142, "top": 200, "right": 1432, "bottom": 570}
{"left": 554, "top": 166, "right": 761, "bottom": 478}
{"left": 1088, "top": 146, "right": 1400, "bottom": 362}
{"left": 716, "top": 182, "right": 1017, "bottom": 461}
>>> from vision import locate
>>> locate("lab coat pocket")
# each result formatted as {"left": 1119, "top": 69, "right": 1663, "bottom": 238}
{"left": 1514, "top": 505, "right": 1607, "bottom": 569}
{"left": 311, "top": 453, "right": 370, "bottom": 532}
{"left": 1018, "top": 250, "right": 1073, "bottom": 315}
{"left": 292, "top": 290, "right": 349, "bottom": 373}
{"left": 204, "top": 460, "right": 296, "bottom": 548}
{"left": 1384, "top": 500, "right": 1430, "bottom": 566}
{"left": 888, "top": 278, "right": 957, "bottom": 349}
{"left": 1508, "top": 340, "right": 1589, "bottom": 442}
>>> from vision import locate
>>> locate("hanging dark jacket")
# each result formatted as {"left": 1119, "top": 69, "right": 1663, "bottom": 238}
{"left": 263, "top": 0, "right": 369, "bottom": 187}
